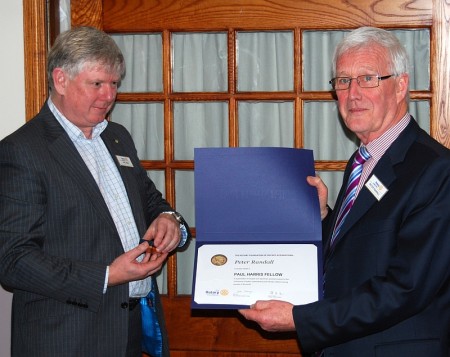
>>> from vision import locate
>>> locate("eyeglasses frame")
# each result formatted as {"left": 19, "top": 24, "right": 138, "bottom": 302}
{"left": 329, "top": 74, "right": 394, "bottom": 91}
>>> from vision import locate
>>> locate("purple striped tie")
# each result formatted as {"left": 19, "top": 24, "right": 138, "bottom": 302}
{"left": 330, "top": 146, "right": 370, "bottom": 248}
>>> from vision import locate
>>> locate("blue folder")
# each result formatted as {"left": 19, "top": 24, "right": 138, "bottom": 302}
{"left": 192, "top": 147, "right": 323, "bottom": 309}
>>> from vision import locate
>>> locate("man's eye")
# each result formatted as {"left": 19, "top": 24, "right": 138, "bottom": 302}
{"left": 338, "top": 78, "right": 350, "bottom": 84}
{"left": 361, "top": 75, "right": 375, "bottom": 83}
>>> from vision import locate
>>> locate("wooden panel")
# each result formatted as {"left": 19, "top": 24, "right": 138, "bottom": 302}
{"left": 431, "top": 0, "right": 450, "bottom": 148}
{"left": 101, "top": 0, "right": 432, "bottom": 32}
{"left": 70, "top": 0, "right": 103, "bottom": 28}
{"left": 161, "top": 297, "right": 301, "bottom": 355}
{"left": 23, "top": 0, "right": 48, "bottom": 121}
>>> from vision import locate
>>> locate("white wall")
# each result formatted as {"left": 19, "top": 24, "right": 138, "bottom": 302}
{"left": 0, "top": 0, "right": 25, "bottom": 356}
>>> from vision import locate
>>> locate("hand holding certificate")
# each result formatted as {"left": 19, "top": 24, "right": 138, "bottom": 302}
{"left": 192, "top": 147, "right": 322, "bottom": 309}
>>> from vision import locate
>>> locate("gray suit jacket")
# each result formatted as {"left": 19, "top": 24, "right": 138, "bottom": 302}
{"left": 0, "top": 102, "right": 172, "bottom": 356}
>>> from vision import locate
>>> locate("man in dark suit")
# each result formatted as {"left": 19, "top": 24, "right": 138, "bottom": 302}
{"left": 0, "top": 26, "right": 190, "bottom": 357}
{"left": 239, "top": 27, "right": 450, "bottom": 356}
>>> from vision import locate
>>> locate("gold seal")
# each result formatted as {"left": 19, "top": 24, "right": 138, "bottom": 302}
{"left": 211, "top": 254, "right": 227, "bottom": 266}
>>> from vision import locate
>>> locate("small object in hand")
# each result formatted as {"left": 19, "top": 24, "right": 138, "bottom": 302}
{"left": 139, "top": 239, "right": 159, "bottom": 255}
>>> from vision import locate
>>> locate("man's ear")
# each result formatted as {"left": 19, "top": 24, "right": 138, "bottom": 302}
{"left": 396, "top": 73, "right": 409, "bottom": 101}
{"left": 52, "top": 68, "right": 67, "bottom": 94}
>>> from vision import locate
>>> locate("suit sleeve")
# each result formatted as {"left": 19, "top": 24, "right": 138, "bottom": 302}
{"left": 0, "top": 137, "right": 106, "bottom": 312}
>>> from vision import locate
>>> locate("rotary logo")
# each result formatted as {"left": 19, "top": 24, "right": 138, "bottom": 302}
{"left": 211, "top": 254, "right": 227, "bottom": 266}
{"left": 220, "top": 289, "right": 229, "bottom": 296}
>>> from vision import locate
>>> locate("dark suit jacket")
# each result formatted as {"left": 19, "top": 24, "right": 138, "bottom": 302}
{"left": 0, "top": 102, "right": 174, "bottom": 356}
{"left": 293, "top": 118, "right": 450, "bottom": 357}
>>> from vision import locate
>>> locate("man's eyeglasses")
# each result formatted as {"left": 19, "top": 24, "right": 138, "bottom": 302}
{"left": 329, "top": 74, "right": 394, "bottom": 91}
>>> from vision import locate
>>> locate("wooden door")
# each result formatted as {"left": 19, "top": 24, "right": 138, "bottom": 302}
{"left": 24, "top": 0, "right": 450, "bottom": 356}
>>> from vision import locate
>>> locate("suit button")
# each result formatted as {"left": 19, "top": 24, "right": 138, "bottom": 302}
{"left": 121, "top": 302, "right": 129, "bottom": 309}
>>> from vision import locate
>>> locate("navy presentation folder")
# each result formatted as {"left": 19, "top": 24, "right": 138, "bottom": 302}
{"left": 192, "top": 147, "right": 323, "bottom": 309}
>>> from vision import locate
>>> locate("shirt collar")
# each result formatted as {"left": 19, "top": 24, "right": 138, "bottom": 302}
{"left": 47, "top": 97, "right": 108, "bottom": 142}
{"left": 365, "top": 113, "right": 411, "bottom": 161}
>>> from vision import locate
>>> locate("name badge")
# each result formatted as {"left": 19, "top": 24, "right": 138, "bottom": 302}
{"left": 365, "top": 175, "right": 388, "bottom": 201}
{"left": 116, "top": 155, "right": 134, "bottom": 167}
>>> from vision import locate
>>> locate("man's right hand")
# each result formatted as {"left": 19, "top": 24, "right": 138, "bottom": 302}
{"left": 107, "top": 241, "right": 168, "bottom": 286}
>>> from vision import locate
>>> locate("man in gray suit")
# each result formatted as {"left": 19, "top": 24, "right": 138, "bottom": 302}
{"left": 0, "top": 26, "right": 190, "bottom": 356}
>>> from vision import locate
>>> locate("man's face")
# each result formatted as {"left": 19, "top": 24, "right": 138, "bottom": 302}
{"left": 52, "top": 62, "right": 120, "bottom": 138}
{"left": 335, "top": 44, "right": 408, "bottom": 144}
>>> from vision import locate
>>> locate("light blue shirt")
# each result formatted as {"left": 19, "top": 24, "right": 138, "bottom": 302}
{"left": 48, "top": 98, "right": 150, "bottom": 297}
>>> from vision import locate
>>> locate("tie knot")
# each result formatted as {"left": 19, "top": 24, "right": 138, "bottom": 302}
{"left": 354, "top": 146, "right": 370, "bottom": 165}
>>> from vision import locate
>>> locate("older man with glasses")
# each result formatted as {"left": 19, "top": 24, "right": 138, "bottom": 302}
{"left": 239, "top": 26, "right": 450, "bottom": 357}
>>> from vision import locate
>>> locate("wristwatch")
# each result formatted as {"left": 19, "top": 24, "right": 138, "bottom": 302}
{"left": 161, "top": 211, "right": 184, "bottom": 225}
{"left": 161, "top": 211, "right": 191, "bottom": 244}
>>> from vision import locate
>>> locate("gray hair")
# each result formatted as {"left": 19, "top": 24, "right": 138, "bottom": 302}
{"left": 332, "top": 27, "right": 410, "bottom": 77}
{"left": 47, "top": 26, "right": 125, "bottom": 91}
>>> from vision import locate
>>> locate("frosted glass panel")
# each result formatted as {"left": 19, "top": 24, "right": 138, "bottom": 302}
{"left": 317, "top": 171, "right": 344, "bottom": 210}
{"left": 111, "top": 34, "right": 163, "bottom": 92}
{"left": 173, "top": 102, "right": 229, "bottom": 160}
{"left": 177, "top": 240, "right": 196, "bottom": 294}
{"left": 239, "top": 101, "right": 294, "bottom": 147}
{"left": 409, "top": 100, "right": 430, "bottom": 133}
{"left": 237, "top": 31, "right": 293, "bottom": 91}
{"left": 175, "top": 170, "right": 195, "bottom": 294}
{"left": 147, "top": 171, "right": 165, "bottom": 198}
{"left": 172, "top": 32, "right": 228, "bottom": 92}
{"left": 304, "top": 101, "right": 358, "bottom": 161}
{"left": 110, "top": 103, "right": 164, "bottom": 160}
{"left": 302, "top": 31, "right": 345, "bottom": 91}
{"left": 303, "top": 29, "right": 430, "bottom": 91}
{"left": 175, "top": 170, "right": 195, "bottom": 228}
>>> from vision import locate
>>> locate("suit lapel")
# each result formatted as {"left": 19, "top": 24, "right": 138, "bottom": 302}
{"left": 327, "top": 118, "right": 420, "bottom": 255}
{"left": 41, "top": 105, "right": 117, "bottom": 232}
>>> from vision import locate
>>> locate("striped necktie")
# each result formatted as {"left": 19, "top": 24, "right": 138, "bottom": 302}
{"left": 330, "top": 146, "right": 371, "bottom": 248}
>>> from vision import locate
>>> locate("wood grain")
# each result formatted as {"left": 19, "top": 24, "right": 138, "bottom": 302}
{"left": 161, "top": 297, "right": 302, "bottom": 355}
{"left": 23, "top": 0, "right": 48, "bottom": 120}
{"left": 431, "top": 0, "right": 450, "bottom": 147}
{"left": 101, "top": 0, "right": 432, "bottom": 32}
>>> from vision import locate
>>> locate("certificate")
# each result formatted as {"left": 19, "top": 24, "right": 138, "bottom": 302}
{"left": 192, "top": 147, "right": 323, "bottom": 309}
{"left": 193, "top": 244, "right": 319, "bottom": 308}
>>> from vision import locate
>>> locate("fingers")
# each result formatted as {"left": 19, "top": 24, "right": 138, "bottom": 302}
{"left": 143, "top": 215, "right": 181, "bottom": 253}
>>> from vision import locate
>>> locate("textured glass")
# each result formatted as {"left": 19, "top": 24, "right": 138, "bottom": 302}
{"left": 303, "top": 29, "right": 430, "bottom": 91}
{"left": 173, "top": 102, "right": 229, "bottom": 160}
{"left": 409, "top": 100, "right": 430, "bottom": 133}
{"left": 238, "top": 101, "right": 294, "bottom": 147}
{"left": 175, "top": 170, "right": 195, "bottom": 294}
{"left": 110, "top": 103, "right": 164, "bottom": 160}
{"left": 111, "top": 34, "right": 163, "bottom": 92}
{"left": 175, "top": 170, "right": 195, "bottom": 227}
{"left": 176, "top": 241, "right": 196, "bottom": 294}
{"left": 147, "top": 171, "right": 166, "bottom": 197}
{"left": 303, "top": 101, "right": 358, "bottom": 161}
{"left": 317, "top": 171, "right": 344, "bottom": 209}
{"left": 237, "top": 31, "right": 293, "bottom": 91}
{"left": 172, "top": 32, "right": 227, "bottom": 92}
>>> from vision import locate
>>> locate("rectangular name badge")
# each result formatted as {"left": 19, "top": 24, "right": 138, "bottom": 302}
{"left": 116, "top": 155, "right": 134, "bottom": 167}
{"left": 365, "top": 175, "right": 388, "bottom": 201}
